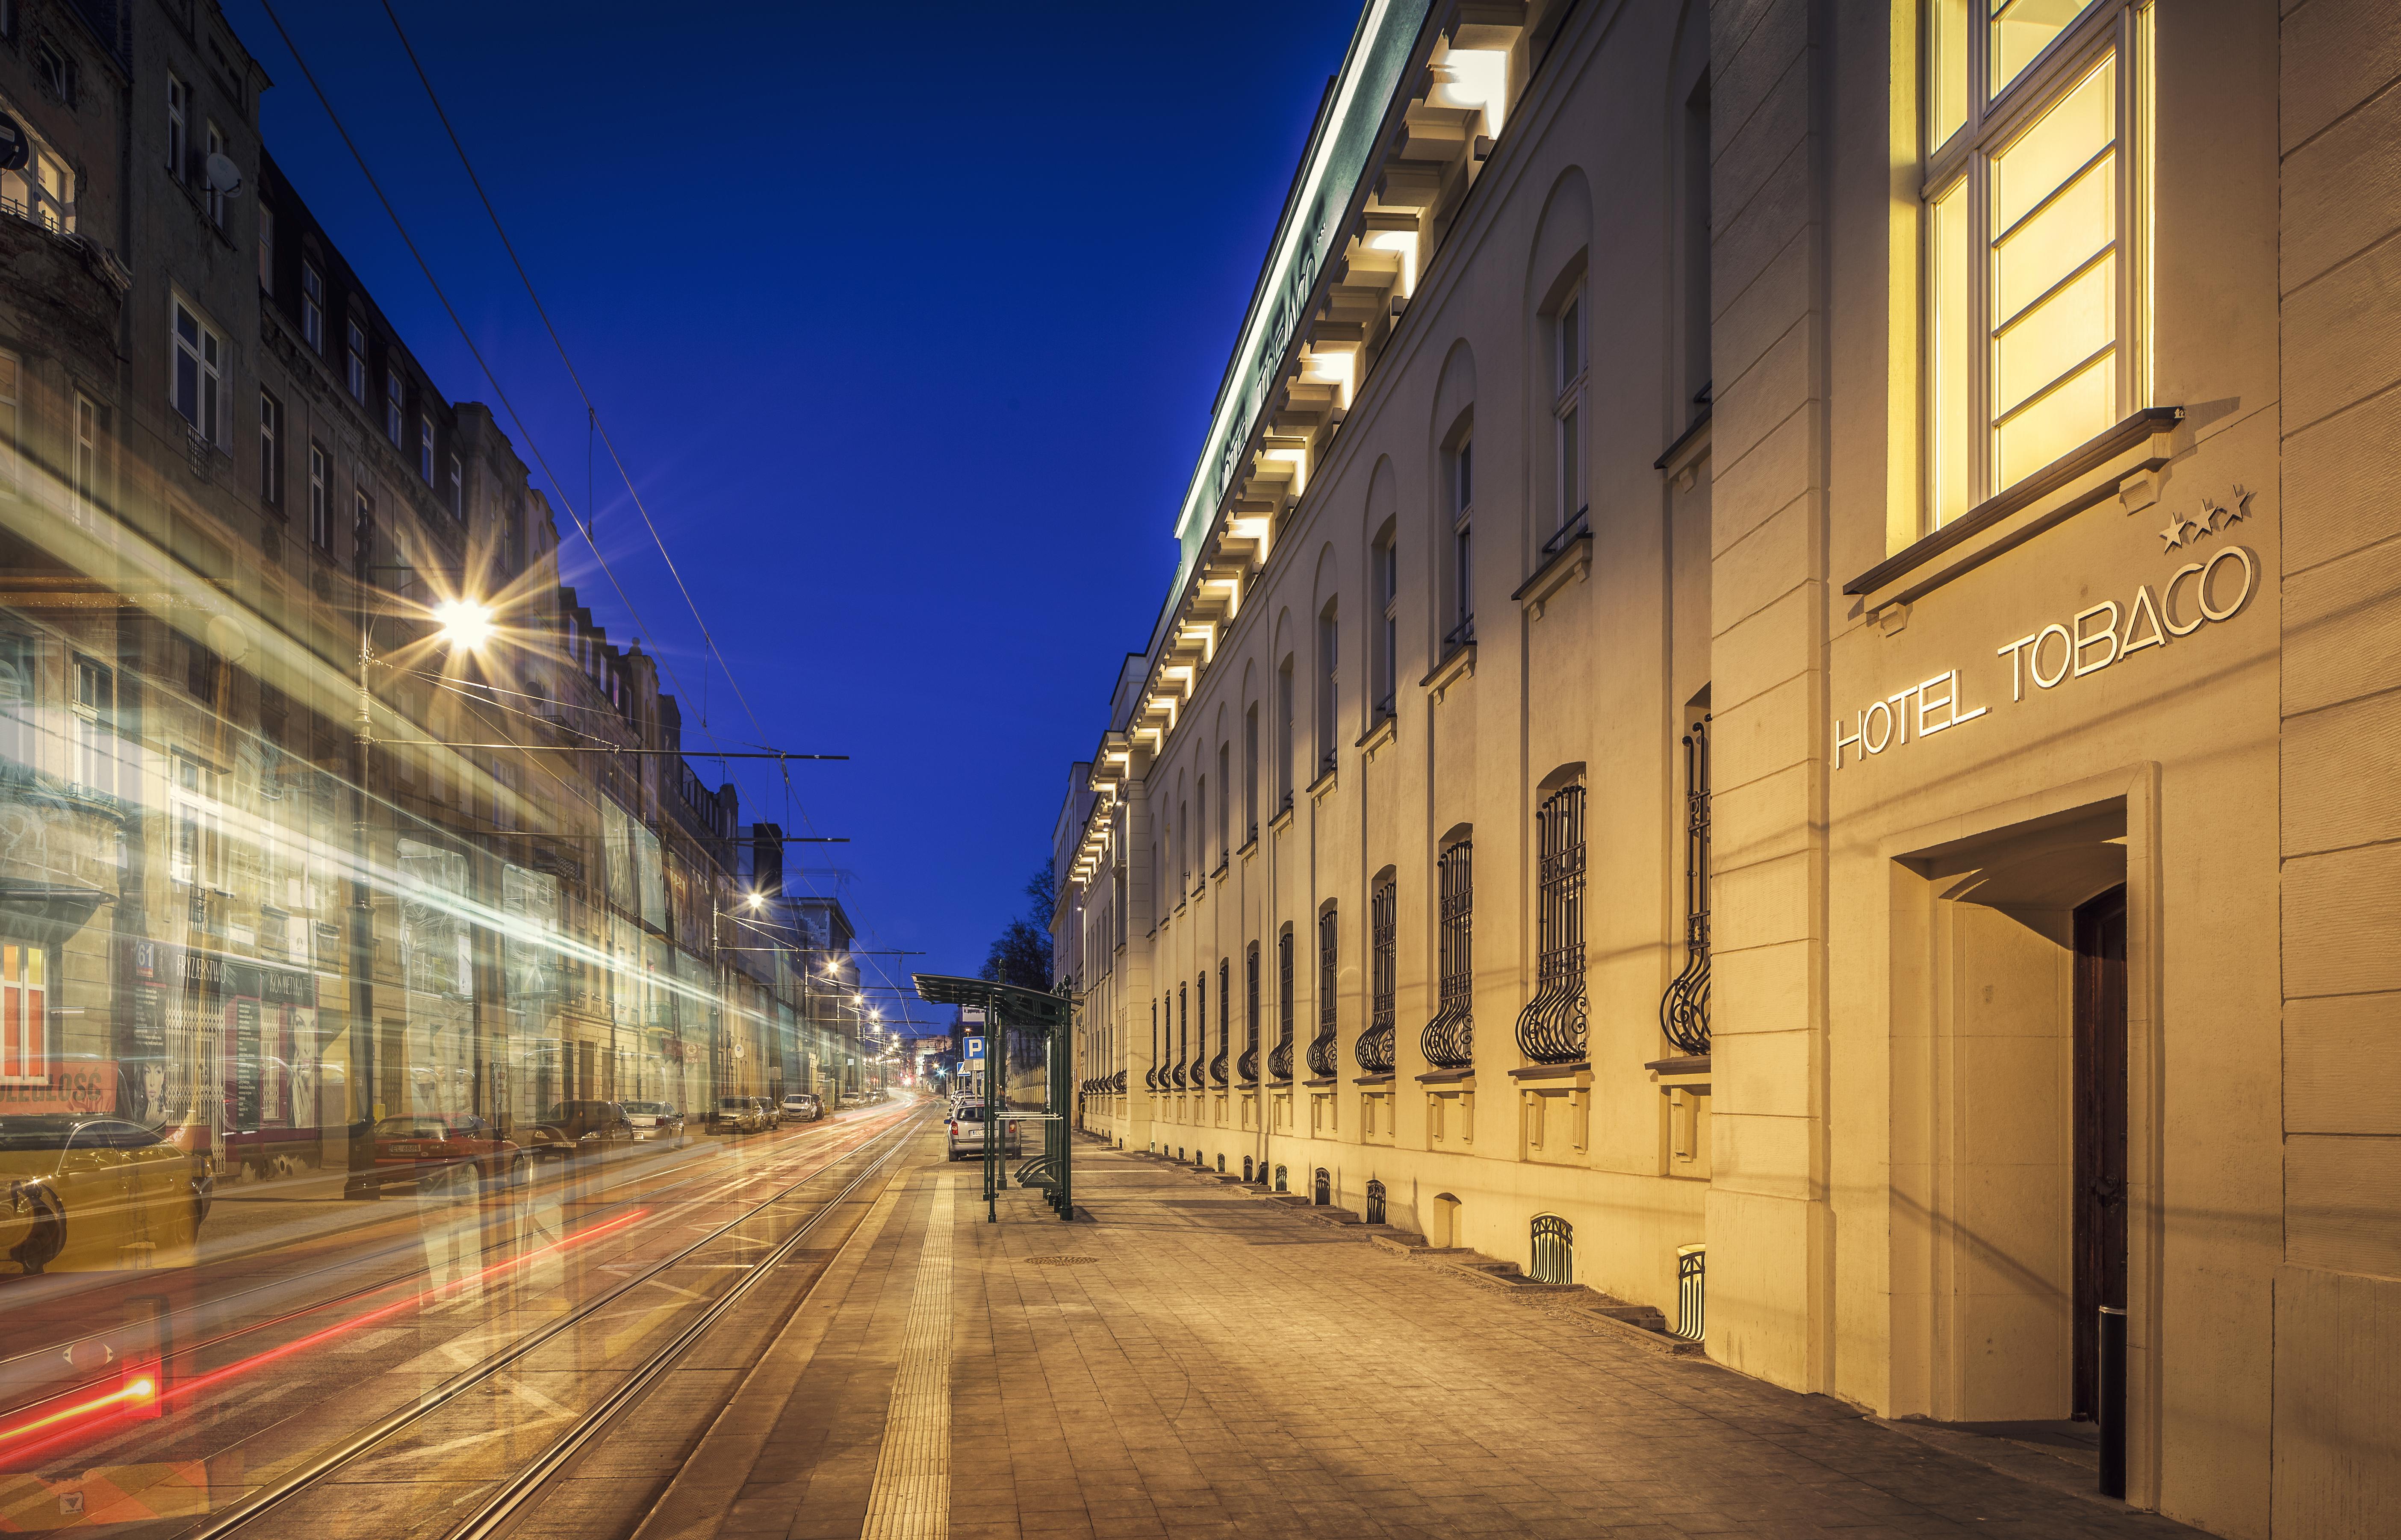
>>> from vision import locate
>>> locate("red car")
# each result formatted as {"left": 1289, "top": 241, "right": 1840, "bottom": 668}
{"left": 370, "top": 1114, "right": 528, "bottom": 1194}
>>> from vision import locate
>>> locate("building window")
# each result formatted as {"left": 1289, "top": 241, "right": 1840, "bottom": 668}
{"left": 259, "top": 389, "right": 283, "bottom": 507}
{"left": 1552, "top": 292, "right": 1587, "bottom": 542}
{"left": 170, "top": 753, "right": 225, "bottom": 889}
{"left": 0, "top": 942, "right": 46, "bottom": 1085}
{"left": 1661, "top": 713, "right": 1713, "bottom": 1056}
{"left": 1270, "top": 926, "right": 1295, "bottom": 1081}
{"left": 1926, "top": 0, "right": 2143, "bottom": 527}
{"left": 172, "top": 300, "right": 222, "bottom": 445}
{"left": 302, "top": 265, "right": 325, "bottom": 352}
{"left": 1215, "top": 742, "right": 1229, "bottom": 869}
{"left": 204, "top": 122, "right": 227, "bottom": 227}
{"left": 71, "top": 394, "right": 100, "bottom": 528}
{"left": 353, "top": 488, "right": 375, "bottom": 578}
{"left": 167, "top": 74, "right": 189, "bottom": 183}
{"left": 1360, "top": 872, "right": 1395, "bottom": 1072}
{"left": 9, "top": 137, "right": 75, "bottom": 233}
{"left": 308, "top": 442, "right": 330, "bottom": 548}
{"left": 1316, "top": 600, "right": 1339, "bottom": 780}
{"left": 1172, "top": 982, "right": 1187, "bottom": 1088}
{"left": 0, "top": 633, "right": 30, "bottom": 767}
{"left": 385, "top": 368, "right": 404, "bottom": 446}
{"left": 346, "top": 320, "right": 367, "bottom": 402}
{"left": 0, "top": 352, "right": 15, "bottom": 497}
{"left": 32, "top": 37, "right": 73, "bottom": 105}
{"left": 1517, "top": 781, "right": 1588, "bottom": 1063}
{"left": 1373, "top": 531, "right": 1397, "bottom": 720}
{"left": 1242, "top": 701, "right": 1259, "bottom": 844}
{"left": 447, "top": 452, "right": 463, "bottom": 519}
{"left": 1212, "top": 957, "right": 1230, "bottom": 1085}
{"left": 1445, "top": 434, "right": 1475, "bottom": 652}
{"left": 70, "top": 657, "right": 111, "bottom": 798}
{"left": 1308, "top": 904, "right": 1338, "bottom": 1076}
{"left": 1240, "top": 942, "right": 1260, "bottom": 1083}
{"left": 1426, "top": 837, "right": 1473, "bottom": 1068}
{"left": 417, "top": 413, "right": 435, "bottom": 482}
{"left": 257, "top": 203, "right": 275, "bottom": 293}
{"left": 1275, "top": 655, "right": 1295, "bottom": 813}
{"left": 1195, "top": 773, "right": 1208, "bottom": 876}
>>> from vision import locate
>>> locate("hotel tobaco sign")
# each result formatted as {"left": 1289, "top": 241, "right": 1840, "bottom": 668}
{"left": 1835, "top": 490, "right": 2259, "bottom": 770}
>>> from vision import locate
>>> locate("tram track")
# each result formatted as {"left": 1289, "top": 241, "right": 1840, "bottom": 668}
{"left": 0, "top": 1111, "right": 907, "bottom": 1442}
{"left": 183, "top": 1106, "right": 934, "bottom": 1540}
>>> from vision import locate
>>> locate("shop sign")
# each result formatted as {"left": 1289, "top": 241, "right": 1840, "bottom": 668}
{"left": 1836, "top": 513, "right": 2259, "bottom": 770}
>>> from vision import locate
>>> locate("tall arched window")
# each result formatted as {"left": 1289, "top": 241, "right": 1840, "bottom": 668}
{"left": 1239, "top": 942, "right": 1262, "bottom": 1083}
{"left": 1517, "top": 778, "right": 1588, "bottom": 1063}
{"left": 1212, "top": 958, "right": 1230, "bottom": 1086}
{"left": 1426, "top": 836, "right": 1474, "bottom": 1069}
{"left": 1308, "top": 903, "right": 1339, "bottom": 1076}
{"left": 1275, "top": 656, "right": 1295, "bottom": 813}
{"left": 1269, "top": 926, "right": 1295, "bottom": 1081}
{"left": 1316, "top": 598, "right": 1339, "bottom": 783}
{"left": 1360, "top": 870, "right": 1397, "bottom": 1073}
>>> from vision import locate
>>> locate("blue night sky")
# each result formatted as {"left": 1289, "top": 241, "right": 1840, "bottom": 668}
{"left": 224, "top": 0, "right": 1361, "bottom": 1019}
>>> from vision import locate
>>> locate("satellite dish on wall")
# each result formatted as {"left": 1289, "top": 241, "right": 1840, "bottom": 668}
{"left": 205, "top": 152, "right": 244, "bottom": 199}
{"left": 0, "top": 114, "right": 28, "bottom": 173}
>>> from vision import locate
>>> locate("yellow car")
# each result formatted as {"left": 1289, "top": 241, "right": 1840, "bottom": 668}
{"left": 0, "top": 1115, "right": 209, "bottom": 1277}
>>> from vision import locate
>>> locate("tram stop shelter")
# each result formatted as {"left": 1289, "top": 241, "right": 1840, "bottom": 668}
{"left": 911, "top": 974, "right": 1075, "bottom": 1222}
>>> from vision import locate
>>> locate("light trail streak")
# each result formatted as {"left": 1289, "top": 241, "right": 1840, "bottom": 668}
{"left": 0, "top": 1208, "right": 649, "bottom": 1469}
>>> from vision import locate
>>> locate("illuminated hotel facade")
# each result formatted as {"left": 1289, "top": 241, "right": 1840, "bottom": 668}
{"left": 1051, "top": 0, "right": 2395, "bottom": 1534}
{"left": 0, "top": 6, "right": 864, "bottom": 1180}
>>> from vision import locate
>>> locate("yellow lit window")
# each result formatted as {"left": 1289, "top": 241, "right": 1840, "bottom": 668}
{"left": 1923, "top": 0, "right": 2147, "bottom": 527}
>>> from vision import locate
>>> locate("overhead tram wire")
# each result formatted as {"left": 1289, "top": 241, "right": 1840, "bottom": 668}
{"left": 369, "top": 0, "right": 918, "bottom": 1011}
{"left": 254, "top": 3, "right": 891, "bottom": 978}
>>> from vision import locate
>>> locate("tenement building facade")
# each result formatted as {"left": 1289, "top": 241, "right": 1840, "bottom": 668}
{"left": 1051, "top": 0, "right": 2397, "bottom": 1534}
{"left": 0, "top": 3, "right": 864, "bottom": 1182}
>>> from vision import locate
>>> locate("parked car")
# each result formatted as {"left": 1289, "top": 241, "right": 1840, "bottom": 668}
{"left": 781, "top": 1092, "right": 823, "bottom": 1123}
{"left": 369, "top": 1114, "right": 526, "bottom": 1193}
{"left": 752, "top": 1096, "right": 780, "bottom": 1131}
{"left": 709, "top": 1096, "right": 761, "bottom": 1134}
{"left": 525, "top": 1100, "right": 635, "bottom": 1159}
{"left": 620, "top": 1101, "right": 685, "bottom": 1146}
{"left": 945, "top": 1100, "right": 1022, "bottom": 1163}
{"left": 0, "top": 1115, "right": 211, "bottom": 1277}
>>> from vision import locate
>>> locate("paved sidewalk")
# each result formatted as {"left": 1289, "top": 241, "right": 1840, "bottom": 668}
{"left": 642, "top": 1134, "right": 2208, "bottom": 1540}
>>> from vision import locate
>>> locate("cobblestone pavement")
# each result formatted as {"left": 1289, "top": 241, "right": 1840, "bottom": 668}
{"left": 637, "top": 1133, "right": 2209, "bottom": 1540}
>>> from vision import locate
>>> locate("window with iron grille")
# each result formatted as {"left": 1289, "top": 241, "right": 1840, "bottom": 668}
{"left": 1516, "top": 783, "right": 1588, "bottom": 1063}
{"left": 1239, "top": 942, "right": 1260, "bottom": 1083}
{"left": 1173, "top": 983, "right": 1188, "bottom": 1088}
{"left": 1424, "top": 839, "right": 1473, "bottom": 1068}
{"left": 1358, "top": 874, "right": 1396, "bottom": 1072}
{"left": 1364, "top": 1179, "right": 1387, "bottom": 1225}
{"left": 1146, "top": 998, "right": 1159, "bottom": 1089}
{"left": 1211, "top": 958, "right": 1230, "bottom": 1085}
{"left": 1269, "top": 927, "right": 1295, "bottom": 1081}
{"left": 1660, "top": 715, "right": 1711, "bottom": 1056}
{"left": 1312, "top": 1167, "right": 1331, "bottom": 1205}
{"left": 1307, "top": 905, "right": 1339, "bottom": 1076}
{"left": 1191, "top": 972, "right": 1209, "bottom": 1087}
{"left": 1530, "top": 1214, "right": 1574, "bottom": 1285}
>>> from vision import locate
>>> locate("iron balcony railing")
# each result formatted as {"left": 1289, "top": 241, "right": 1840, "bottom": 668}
{"left": 1358, "top": 876, "right": 1397, "bottom": 1073}
{"left": 1423, "top": 840, "right": 1474, "bottom": 1069}
{"left": 1660, "top": 716, "right": 1712, "bottom": 1056}
{"left": 1539, "top": 506, "right": 1591, "bottom": 559}
{"left": 1307, "top": 907, "right": 1339, "bottom": 1076}
{"left": 1516, "top": 783, "right": 1588, "bottom": 1063}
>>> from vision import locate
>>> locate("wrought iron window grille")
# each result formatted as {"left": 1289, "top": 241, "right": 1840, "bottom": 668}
{"left": 1239, "top": 943, "right": 1261, "bottom": 1083}
{"left": 1192, "top": 974, "right": 1210, "bottom": 1088}
{"left": 1308, "top": 907, "right": 1339, "bottom": 1076}
{"left": 1676, "top": 1246, "right": 1706, "bottom": 1340}
{"left": 1660, "top": 716, "right": 1711, "bottom": 1056}
{"left": 1172, "top": 984, "right": 1189, "bottom": 1089}
{"left": 1515, "top": 784, "right": 1589, "bottom": 1063}
{"left": 1531, "top": 1214, "right": 1574, "bottom": 1285}
{"left": 1312, "top": 1167, "right": 1331, "bottom": 1205}
{"left": 1359, "top": 877, "right": 1397, "bottom": 1072}
{"left": 1423, "top": 840, "right": 1475, "bottom": 1068}
{"left": 1268, "top": 929, "right": 1295, "bottom": 1081}
{"left": 1210, "top": 959, "right": 1231, "bottom": 1086}
{"left": 1364, "top": 1179, "right": 1387, "bottom": 1225}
